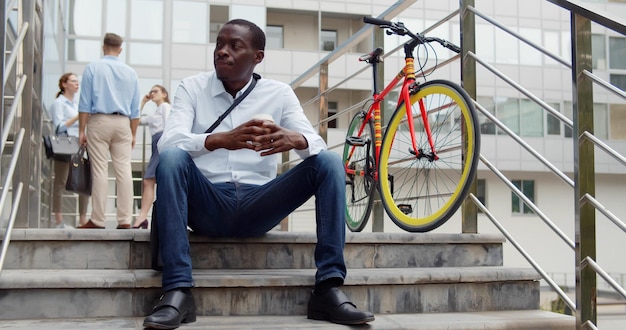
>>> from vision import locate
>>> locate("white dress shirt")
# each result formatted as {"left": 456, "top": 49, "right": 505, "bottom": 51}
{"left": 158, "top": 71, "right": 326, "bottom": 185}
{"left": 141, "top": 102, "right": 171, "bottom": 136}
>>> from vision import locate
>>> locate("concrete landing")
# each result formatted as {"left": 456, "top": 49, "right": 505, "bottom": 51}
{"left": 0, "top": 310, "right": 575, "bottom": 329}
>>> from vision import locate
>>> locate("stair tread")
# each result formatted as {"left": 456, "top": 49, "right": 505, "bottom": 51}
{"left": 0, "top": 310, "right": 575, "bottom": 329}
{"left": 0, "top": 266, "right": 540, "bottom": 289}
{"left": 4, "top": 228, "right": 506, "bottom": 244}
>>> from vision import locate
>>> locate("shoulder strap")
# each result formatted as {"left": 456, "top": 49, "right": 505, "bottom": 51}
{"left": 205, "top": 73, "right": 261, "bottom": 134}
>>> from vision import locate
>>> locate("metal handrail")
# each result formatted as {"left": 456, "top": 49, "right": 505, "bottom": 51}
{"left": 580, "top": 194, "right": 626, "bottom": 233}
{"left": 467, "top": 6, "right": 570, "bottom": 68}
{"left": 468, "top": 193, "right": 576, "bottom": 312}
{"left": 580, "top": 132, "right": 626, "bottom": 167}
{"left": 468, "top": 52, "right": 573, "bottom": 129}
{"left": 0, "top": 128, "right": 25, "bottom": 274}
{"left": 3, "top": 22, "right": 29, "bottom": 86}
{"left": 0, "top": 75, "right": 27, "bottom": 154}
{"left": 473, "top": 101, "right": 574, "bottom": 187}
{"left": 582, "top": 70, "right": 626, "bottom": 101}
{"left": 582, "top": 256, "right": 626, "bottom": 300}
{"left": 478, "top": 154, "right": 575, "bottom": 249}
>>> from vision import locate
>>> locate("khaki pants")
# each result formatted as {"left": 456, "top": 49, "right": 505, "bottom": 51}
{"left": 86, "top": 114, "right": 133, "bottom": 227}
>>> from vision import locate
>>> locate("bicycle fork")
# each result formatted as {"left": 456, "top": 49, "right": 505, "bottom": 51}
{"left": 404, "top": 81, "right": 439, "bottom": 162}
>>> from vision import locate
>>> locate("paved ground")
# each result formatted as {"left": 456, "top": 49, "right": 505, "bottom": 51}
{"left": 0, "top": 310, "right": 576, "bottom": 329}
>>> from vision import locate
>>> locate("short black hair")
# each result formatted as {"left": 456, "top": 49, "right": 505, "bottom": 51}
{"left": 224, "top": 19, "right": 266, "bottom": 51}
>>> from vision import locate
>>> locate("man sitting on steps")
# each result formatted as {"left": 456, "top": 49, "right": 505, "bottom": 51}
{"left": 143, "top": 18, "right": 375, "bottom": 329}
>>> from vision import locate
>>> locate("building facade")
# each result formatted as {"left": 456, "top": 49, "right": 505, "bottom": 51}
{"left": 41, "top": 0, "right": 626, "bottom": 287}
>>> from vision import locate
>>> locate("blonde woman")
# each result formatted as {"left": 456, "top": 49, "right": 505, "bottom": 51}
{"left": 51, "top": 73, "right": 89, "bottom": 228}
{"left": 133, "top": 85, "right": 171, "bottom": 228}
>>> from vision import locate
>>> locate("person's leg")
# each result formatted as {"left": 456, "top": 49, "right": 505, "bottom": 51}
{"left": 231, "top": 151, "right": 347, "bottom": 283}
{"left": 52, "top": 160, "right": 69, "bottom": 225}
{"left": 77, "top": 193, "right": 89, "bottom": 226}
{"left": 134, "top": 178, "right": 155, "bottom": 227}
{"left": 84, "top": 115, "right": 112, "bottom": 227}
{"left": 109, "top": 116, "right": 133, "bottom": 227}
{"left": 135, "top": 133, "right": 160, "bottom": 227}
{"left": 156, "top": 147, "right": 239, "bottom": 291}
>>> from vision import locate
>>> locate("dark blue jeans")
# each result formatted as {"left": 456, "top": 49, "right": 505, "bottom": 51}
{"left": 155, "top": 148, "right": 347, "bottom": 292}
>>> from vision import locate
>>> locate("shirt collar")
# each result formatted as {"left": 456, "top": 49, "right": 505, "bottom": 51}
{"left": 209, "top": 72, "right": 255, "bottom": 99}
{"left": 58, "top": 94, "right": 76, "bottom": 105}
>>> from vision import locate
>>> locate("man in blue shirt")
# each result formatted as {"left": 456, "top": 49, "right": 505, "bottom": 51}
{"left": 77, "top": 32, "right": 141, "bottom": 230}
{"left": 143, "top": 19, "right": 374, "bottom": 329}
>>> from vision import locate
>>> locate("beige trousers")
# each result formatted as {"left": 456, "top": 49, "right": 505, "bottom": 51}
{"left": 86, "top": 114, "right": 133, "bottom": 227}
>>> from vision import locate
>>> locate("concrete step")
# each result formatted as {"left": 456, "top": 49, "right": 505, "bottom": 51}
{"left": 0, "top": 267, "right": 540, "bottom": 319}
{"left": 2, "top": 229, "right": 505, "bottom": 270}
{"left": 0, "top": 310, "right": 575, "bottom": 329}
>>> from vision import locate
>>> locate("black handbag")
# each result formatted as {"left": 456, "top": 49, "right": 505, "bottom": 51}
{"left": 43, "top": 133, "right": 80, "bottom": 161}
{"left": 65, "top": 145, "right": 92, "bottom": 196}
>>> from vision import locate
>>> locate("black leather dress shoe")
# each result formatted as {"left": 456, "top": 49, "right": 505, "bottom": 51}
{"left": 307, "top": 287, "right": 375, "bottom": 325}
{"left": 143, "top": 289, "right": 196, "bottom": 329}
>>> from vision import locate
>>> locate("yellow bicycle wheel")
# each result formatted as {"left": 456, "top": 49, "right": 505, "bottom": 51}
{"left": 378, "top": 80, "right": 480, "bottom": 232}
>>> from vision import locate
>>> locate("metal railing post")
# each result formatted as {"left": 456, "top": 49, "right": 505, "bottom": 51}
{"left": 571, "top": 11, "right": 597, "bottom": 329}
{"left": 371, "top": 25, "right": 385, "bottom": 233}
{"left": 460, "top": 0, "right": 478, "bottom": 234}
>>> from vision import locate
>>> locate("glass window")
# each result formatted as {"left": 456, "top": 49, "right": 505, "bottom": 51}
{"left": 69, "top": 0, "right": 102, "bottom": 36}
{"left": 609, "top": 37, "right": 626, "bottom": 70}
{"left": 519, "top": 28, "right": 542, "bottom": 66}
{"left": 610, "top": 74, "right": 626, "bottom": 91}
{"left": 543, "top": 31, "right": 561, "bottom": 65}
{"left": 609, "top": 103, "right": 626, "bottom": 140}
{"left": 592, "top": 34, "right": 606, "bottom": 70}
{"left": 321, "top": 30, "right": 337, "bottom": 51}
{"left": 328, "top": 101, "right": 338, "bottom": 129}
{"left": 67, "top": 39, "right": 102, "bottom": 62}
{"left": 106, "top": 0, "right": 126, "bottom": 37}
{"left": 496, "top": 97, "right": 519, "bottom": 135}
{"left": 520, "top": 99, "right": 543, "bottom": 137}
{"left": 130, "top": 0, "right": 163, "bottom": 40}
{"left": 129, "top": 43, "right": 162, "bottom": 65}
{"left": 546, "top": 102, "right": 561, "bottom": 136}
{"left": 512, "top": 180, "right": 535, "bottom": 215}
{"left": 209, "top": 5, "right": 229, "bottom": 43}
{"left": 267, "top": 25, "right": 284, "bottom": 49}
{"left": 478, "top": 96, "right": 496, "bottom": 135}
{"left": 476, "top": 24, "right": 495, "bottom": 63}
{"left": 173, "top": 1, "right": 207, "bottom": 44}
{"left": 564, "top": 101, "right": 573, "bottom": 138}
{"left": 495, "top": 28, "right": 518, "bottom": 65}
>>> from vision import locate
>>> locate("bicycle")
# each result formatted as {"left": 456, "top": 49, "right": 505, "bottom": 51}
{"left": 343, "top": 17, "right": 480, "bottom": 232}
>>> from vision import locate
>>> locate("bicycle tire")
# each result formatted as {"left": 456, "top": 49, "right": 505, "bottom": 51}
{"left": 378, "top": 80, "right": 480, "bottom": 232}
{"left": 343, "top": 111, "right": 376, "bottom": 232}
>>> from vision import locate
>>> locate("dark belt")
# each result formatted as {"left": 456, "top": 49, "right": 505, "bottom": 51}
{"left": 110, "top": 112, "right": 125, "bottom": 116}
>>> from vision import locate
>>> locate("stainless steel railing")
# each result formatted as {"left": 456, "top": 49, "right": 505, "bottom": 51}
{"left": 288, "top": 0, "right": 626, "bottom": 328}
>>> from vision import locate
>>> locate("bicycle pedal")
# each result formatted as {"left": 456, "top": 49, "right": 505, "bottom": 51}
{"left": 397, "top": 204, "right": 413, "bottom": 215}
{"left": 346, "top": 136, "right": 368, "bottom": 147}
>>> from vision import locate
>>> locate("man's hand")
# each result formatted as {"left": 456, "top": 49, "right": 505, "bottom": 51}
{"left": 204, "top": 119, "right": 308, "bottom": 155}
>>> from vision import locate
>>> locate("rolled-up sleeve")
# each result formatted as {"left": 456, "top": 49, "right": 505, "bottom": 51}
{"left": 157, "top": 79, "right": 210, "bottom": 157}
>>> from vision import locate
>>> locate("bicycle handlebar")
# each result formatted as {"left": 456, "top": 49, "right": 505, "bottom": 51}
{"left": 363, "top": 16, "right": 393, "bottom": 27}
{"left": 363, "top": 16, "right": 461, "bottom": 54}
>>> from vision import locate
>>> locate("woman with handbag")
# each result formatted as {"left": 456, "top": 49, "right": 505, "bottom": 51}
{"left": 51, "top": 73, "right": 90, "bottom": 228}
{"left": 132, "top": 85, "right": 171, "bottom": 229}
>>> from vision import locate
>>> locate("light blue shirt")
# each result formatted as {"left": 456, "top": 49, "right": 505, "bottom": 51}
{"left": 51, "top": 94, "right": 79, "bottom": 136}
{"left": 78, "top": 55, "right": 141, "bottom": 119}
{"left": 158, "top": 71, "right": 326, "bottom": 185}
